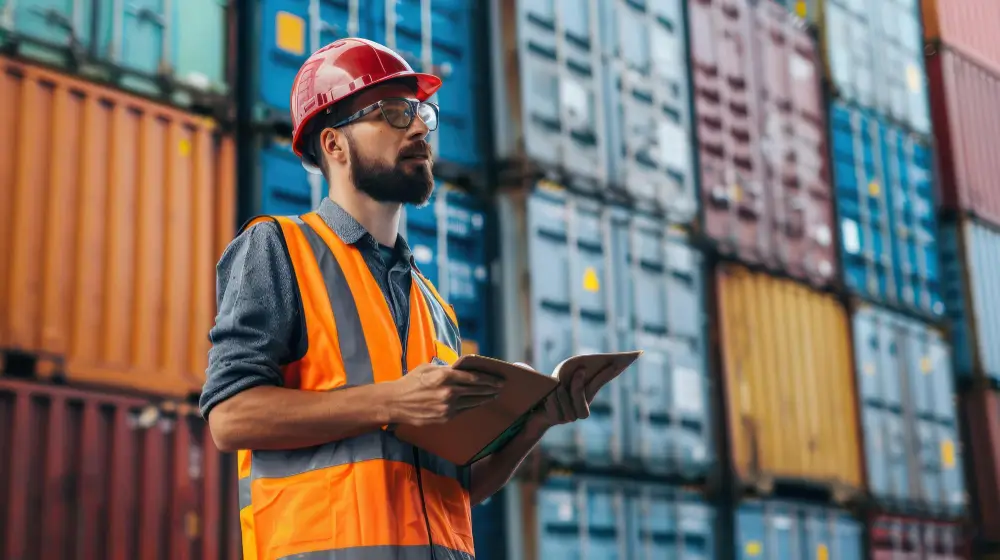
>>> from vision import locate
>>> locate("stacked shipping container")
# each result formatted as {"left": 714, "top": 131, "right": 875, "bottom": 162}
{"left": 922, "top": 0, "right": 1000, "bottom": 553}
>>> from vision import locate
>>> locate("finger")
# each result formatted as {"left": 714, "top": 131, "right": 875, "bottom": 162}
{"left": 446, "top": 368, "right": 505, "bottom": 387}
{"left": 571, "top": 372, "right": 590, "bottom": 419}
{"left": 554, "top": 384, "right": 574, "bottom": 422}
{"left": 454, "top": 394, "right": 500, "bottom": 410}
{"left": 450, "top": 384, "right": 502, "bottom": 397}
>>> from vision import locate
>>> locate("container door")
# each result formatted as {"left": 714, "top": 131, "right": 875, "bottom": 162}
{"left": 98, "top": 0, "right": 165, "bottom": 87}
{"left": 585, "top": 486, "right": 627, "bottom": 559}
{"left": 3, "top": 0, "right": 94, "bottom": 64}
{"left": 172, "top": 0, "right": 228, "bottom": 92}
{"left": 257, "top": 137, "right": 321, "bottom": 215}
{"left": 255, "top": 0, "right": 358, "bottom": 120}
{"left": 822, "top": 0, "right": 874, "bottom": 108}
{"left": 537, "top": 481, "right": 584, "bottom": 558}
{"left": 677, "top": 501, "right": 714, "bottom": 560}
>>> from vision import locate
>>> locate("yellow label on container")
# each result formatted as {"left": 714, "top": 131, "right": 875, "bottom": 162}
{"left": 745, "top": 541, "right": 762, "bottom": 556}
{"left": 906, "top": 64, "right": 921, "bottom": 92}
{"left": 276, "top": 11, "right": 306, "bottom": 55}
{"left": 537, "top": 179, "right": 563, "bottom": 192}
{"left": 794, "top": 0, "right": 807, "bottom": 18}
{"left": 817, "top": 544, "right": 829, "bottom": 560}
{"left": 942, "top": 439, "right": 955, "bottom": 468}
{"left": 461, "top": 340, "right": 480, "bottom": 356}
{"left": 583, "top": 267, "right": 600, "bottom": 292}
{"left": 868, "top": 181, "right": 880, "bottom": 196}
{"left": 730, "top": 184, "right": 743, "bottom": 203}
{"left": 921, "top": 356, "right": 932, "bottom": 373}
{"left": 179, "top": 139, "right": 192, "bottom": 157}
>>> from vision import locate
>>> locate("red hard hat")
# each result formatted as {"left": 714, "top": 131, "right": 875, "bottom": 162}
{"left": 290, "top": 38, "right": 442, "bottom": 168}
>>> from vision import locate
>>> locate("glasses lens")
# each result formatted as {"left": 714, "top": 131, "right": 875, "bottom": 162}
{"left": 416, "top": 102, "right": 438, "bottom": 131}
{"left": 380, "top": 99, "right": 414, "bottom": 129}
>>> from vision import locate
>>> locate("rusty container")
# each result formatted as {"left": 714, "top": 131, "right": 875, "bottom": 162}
{"left": 0, "top": 378, "right": 242, "bottom": 560}
{"left": 926, "top": 46, "right": 1000, "bottom": 229}
{"left": 0, "top": 56, "right": 236, "bottom": 398}
{"left": 689, "top": 0, "right": 836, "bottom": 287}
{"left": 869, "top": 514, "right": 971, "bottom": 559}
{"left": 715, "top": 264, "right": 863, "bottom": 496}
{"left": 960, "top": 387, "right": 1000, "bottom": 541}
{"left": 922, "top": 0, "right": 1000, "bottom": 74}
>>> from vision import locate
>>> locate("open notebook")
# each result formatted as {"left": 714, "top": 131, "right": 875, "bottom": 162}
{"left": 394, "top": 351, "right": 643, "bottom": 466}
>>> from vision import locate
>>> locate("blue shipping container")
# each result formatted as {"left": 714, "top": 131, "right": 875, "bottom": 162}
{"left": 246, "top": 0, "right": 484, "bottom": 171}
{"left": 941, "top": 219, "right": 1000, "bottom": 386}
{"left": 736, "top": 500, "right": 863, "bottom": 560}
{"left": 829, "top": 101, "right": 943, "bottom": 317}
{"left": 497, "top": 185, "right": 712, "bottom": 475}
{"left": 813, "top": 0, "right": 930, "bottom": 134}
{"left": 852, "top": 305, "right": 967, "bottom": 515}
{"left": 491, "top": 0, "right": 698, "bottom": 219}
{"left": 1, "top": 0, "right": 229, "bottom": 101}
{"left": 242, "top": 136, "right": 491, "bottom": 352}
{"left": 509, "top": 475, "right": 715, "bottom": 559}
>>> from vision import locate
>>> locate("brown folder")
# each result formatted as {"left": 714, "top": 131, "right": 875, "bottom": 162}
{"left": 393, "top": 351, "right": 643, "bottom": 466}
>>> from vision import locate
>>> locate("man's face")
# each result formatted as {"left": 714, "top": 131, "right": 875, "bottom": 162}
{"left": 328, "top": 82, "right": 436, "bottom": 205}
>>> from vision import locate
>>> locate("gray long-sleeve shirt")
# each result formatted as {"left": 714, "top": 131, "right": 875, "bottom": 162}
{"left": 199, "top": 198, "right": 417, "bottom": 419}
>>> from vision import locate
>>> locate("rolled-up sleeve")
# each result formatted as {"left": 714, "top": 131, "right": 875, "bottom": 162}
{"left": 199, "top": 221, "right": 303, "bottom": 419}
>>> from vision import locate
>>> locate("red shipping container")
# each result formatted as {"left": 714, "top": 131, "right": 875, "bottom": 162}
{"left": 960, "top": 387, "right": 1000, "bottom": 541}
{"left": 927, "top": 47, "right": 1000, "bottom": 228}
{"left": 689, "top": 0, "right": 835, "bottom": 287}
{"left": 922, "top": 0, "right": 1000, "bottom": 75}
{"left": 869, "top": 515, "right": 970, "bottom": 559}
{"left": 0, "top": 378, "right": 241, "bottom": 560}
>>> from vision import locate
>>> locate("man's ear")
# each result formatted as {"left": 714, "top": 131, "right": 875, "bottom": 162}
{"left": 321, "top": 127, "right": 349, "bottom": 165}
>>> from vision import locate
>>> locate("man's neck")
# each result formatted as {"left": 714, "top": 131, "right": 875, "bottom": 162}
{"left": 328, "top": 189, "right": 401, "bottom": 247}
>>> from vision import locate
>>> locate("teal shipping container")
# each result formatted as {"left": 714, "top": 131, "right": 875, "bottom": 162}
{"left": 941, "top": 218, "right": 1000, "bottom": 386}
{"left": 736, "top": 500, "right": 864, "bottom": 560}
{"left": 852, "top": 304, "right": 967, "bottom": 515}
{"left": 0, "top": 0, "right": 230, "bottom": 106}
{"left": 497, "top": 185, "right": 712, "bottom": 477}
{"left": 499, "top": 476, "right": 715, "bottom": 559}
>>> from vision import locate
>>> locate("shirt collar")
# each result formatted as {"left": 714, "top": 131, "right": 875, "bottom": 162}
{"left": 316, "top": 197, "right": 415, "bottom": 265}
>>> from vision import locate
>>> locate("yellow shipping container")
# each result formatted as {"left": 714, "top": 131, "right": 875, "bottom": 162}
{"left": 716, "top": 264, "right": 862, "bottom": 495}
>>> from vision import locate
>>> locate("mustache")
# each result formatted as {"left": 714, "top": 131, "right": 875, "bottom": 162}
{"left": 399, "top": 142, "right": 432, "bottom": 159}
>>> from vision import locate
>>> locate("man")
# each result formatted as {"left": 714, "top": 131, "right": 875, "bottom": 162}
{"left": 201, "top": 38, "right": 596, "bottom": 560}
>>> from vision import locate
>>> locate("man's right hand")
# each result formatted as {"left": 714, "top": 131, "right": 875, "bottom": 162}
{"left": 388, "top": 363, "right": 505, "bottom": 426}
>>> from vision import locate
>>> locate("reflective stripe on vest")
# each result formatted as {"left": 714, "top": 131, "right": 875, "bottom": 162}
{"left": 235, "top": 213, "right": 473, "bottom": 560}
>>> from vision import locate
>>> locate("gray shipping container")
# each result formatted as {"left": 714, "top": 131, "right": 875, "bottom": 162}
{"left": 496, "top": 185, "right": 712, "bottom": 476}
{"left": 489, "top": 0, "right": 697, "bottom": 222}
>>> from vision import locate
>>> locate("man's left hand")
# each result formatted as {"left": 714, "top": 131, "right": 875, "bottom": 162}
{"left": 525, "top": 366, "right": 595, "bottom": 434}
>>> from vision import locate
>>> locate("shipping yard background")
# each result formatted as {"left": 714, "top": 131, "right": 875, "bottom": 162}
{"left": 1, "top": 0, "right": 1000, "bottom": 558}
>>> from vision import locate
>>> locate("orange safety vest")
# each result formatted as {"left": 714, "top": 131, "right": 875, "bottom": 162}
{"left": 235, "top": 212, "right": 474, "bottom": 560}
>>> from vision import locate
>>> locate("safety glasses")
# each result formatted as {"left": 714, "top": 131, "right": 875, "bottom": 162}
{"left": 331, "top": 97, "right": 439, "bottom": 131}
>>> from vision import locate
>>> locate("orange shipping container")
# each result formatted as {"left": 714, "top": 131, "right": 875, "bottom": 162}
{"left": 0, "top": 56, "right": 236, "bottom": 398}
{"left": 715, "top": 264, "right": 863, "bottom": 494}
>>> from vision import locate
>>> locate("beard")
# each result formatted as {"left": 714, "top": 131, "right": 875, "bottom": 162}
{"left": 347, "top": 135, "right": 435, "bottom": 206}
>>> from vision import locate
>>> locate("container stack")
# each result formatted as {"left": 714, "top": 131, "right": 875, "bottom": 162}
{"left": 485, "top": 0, "right": 717, "bottom": 557}
{"left": 921, "top": 0, "right": 1000, "bottom": 554}
{"left": 0, "top": 2, "right": 241, "bottom": 558}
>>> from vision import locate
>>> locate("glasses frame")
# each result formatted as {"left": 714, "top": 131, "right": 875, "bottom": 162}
{"left": 329, "top": 97, "right": 440, "bottom": 131}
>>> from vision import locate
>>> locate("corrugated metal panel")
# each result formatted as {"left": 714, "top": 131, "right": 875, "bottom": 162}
{"left": 690, "top": 0, "right": 837, "bottom": 287}
{"left": 0, "top": 0, "right": 231, "bottom": 106}
{"left": 959, "top": 388, "right": 1000, "bottom": 539}
{"left": 927, "top": 47, "right": 1000, "bottom": 227}
{"left": 852, "top": 305, "right": 966, "bottom": 515}
{"left": 0, "top": 57, "right": 236, "bottom": 397}
{"left": 869, "top": 515, "right": 970, "bottom": 559}
{"left": 498, "top": 186, "right": 713, "bottom": 475}
{"left": 941, "top": 218, "right": 1000, "bottom": 385}
{"left": 805, "top": 0, "right": 930, "bottom": 133}
{"left": 246, "top": 1, "right": 484, "bottom": 173}
{"left": 599, "top": 0, "right": 697, "bottom": 220}
{"left": 369, "top": 0, "right": 486, "bottom": 171}
{"left": 922, "top": 0, "right": 1000, "bottom": 74}
{"left": 830, "top": 100, "right": 943, "bottom": 317}
{"left": 735, "top": 500, "right": 863, "bottom": 560}
{"left": 0, "top": 378, "right": 241, "bottom": 560}
{"left": 490, "top": 0, "right": 608, "bottom": 189}
{"left": 511, "top": 476, "right": 715, "bottom": 560}
{"left": 715, "top": 264, "right": 863, "bottom": 490}
{"left": 246, "top": 134, "right": 326, "bottom": 217}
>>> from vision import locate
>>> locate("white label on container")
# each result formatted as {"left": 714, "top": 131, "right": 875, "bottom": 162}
{"left": 557, "top": 500, "right": 574, "bottom": 521}
{"left": 667, "top": 243, "right": 693, "bottom": 272}
{"left": 772, "top": 516, "right": 793, "bottom": 530}
{"left": 657, "top": 119, "right": 689, "bottom": 171}
{"left": 790, "top": 53, "right": 814, "bottom": 81}
{"left": 673, "top": 366, "right": 704, "bottom": 415}
{"left": 841, "top": 218, "right": 861, "bottom": 255}
{"left": 560, "top": 79, "right": 590, "bottom": 128}
{"left": 413, "top": 245, "right": 434, "bottom": 264}
{"left": 814, "top": 225, "right": 832, "bottom": 247}
{"left": 691, "top": 444, "right": 706, "bottom": 462}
